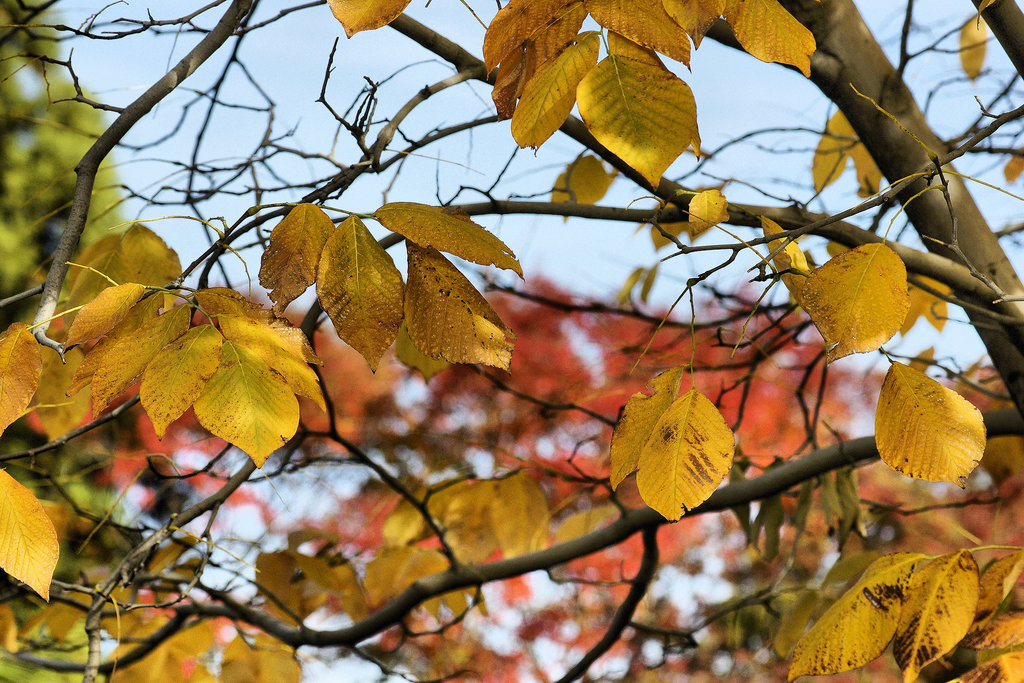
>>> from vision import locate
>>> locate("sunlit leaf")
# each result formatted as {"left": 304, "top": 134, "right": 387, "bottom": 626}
{"left": 610, "top": 366, "right": 684, "bottom": 488}
{"left": 960, "top": 17, "right": 988, "bottom": 80}
{"left": 0, "top": 603, "right": 16, "bottom": 652}
{"left": 687, "top": 189, "right": 729, "bottom": 237}
{"left": 551, "top": 154, "right": 616, "bottom": 206}
{"left": 722, "top": 0, "right": 816, "bottom": 76}
{"left": 876, "top": 362, "right": 986, "bottom": 485}
{"left": 893, "top": 550, "right": 979, "bottom": 682}
{"left": 606, "top": 30, "right": 662, "bottom": 64}
{"left": 111, "top": 621, "right": 214, "bottom": 683}
{"left": 375, "top": 202, "right": 523, "bottom": 277}
{"left": 636, "top": 388, "right": 735, "bottom": 520}
{"left": 976, "top": 549, "right": 1024, "bottom": 622}
{"left": 961, "top": 651, "right": 1024, "bottom": 683}
{"left": 801, "top": 243, "right": 909, "bottom": 362}
{"left": 577, "top": 55, "right": 699, "bottom": 186}
{"left": 259, "top": 203, "right": 334, "bottom": 313}
{"left": 490, "top": 473, "right": 550, "bottom": 557}
{"left": 963, "top": 611, "right": 1024, "bottom": 650}
{"left": 512, "top": 32, "right": 599, "bottom": 148}
{"left": 0, "top": 323, "right": 41, "bottom": 437}
{"left": 789, "top": 553, "right": 924, "bottom": 680}
{"left": 364, "top": 546, "right": 448, "bottom": 606}
{"left": 981, "top": 435, "right": 1024, "bottom": 484}
{"left": 33, "top": 347, "right": 89, "bottom": 440}
{"left": 326, "top": 0, "right": 412, "bottom": 37}
{"left": 583, "top": 0, "right": 691, "bottom": 64}
{"left": 65, "top": 282, "right": 146, "bottom": 347}
{"left": 316, "top": 215, "right": 404, "bottom": 371}
{"left": 762, "top": 217, "right": 810, "bottom": 303}
{"left": 193, "top": 340, "right": 300, "bottom": 467}
{"left": 663, "top": 0, "right": 726, "bottom": 48}
{"left": 773, "top": 589, "right": 819, "bottom": 658}
{"left": 394, "top": 323, "right": 450, "bottom": 381}
{"left": 483, "top": 0, "right": 585, "bottom": 71}
{"left": 119, "top": 225, "right": 181, "bottom": 287}
{"left": 140, "top": 324, "right": 224, "bottom": 439}
{"left": 0, "top": 470, "right": 58, "bottom": 600}
{"left": 435, "top": 480, "right": 500, "bottom": 564}
{"left": 1006, "top": 154, "right": 1024, "bottom": 183}
{"left": 553, "top": 504, "right": 618, "bottom": 544}
{"left": 221, "top": 633, "right": 301, "bottom": 683}
{"left": 404, "top": 244, "right": 515, "bottom": 371}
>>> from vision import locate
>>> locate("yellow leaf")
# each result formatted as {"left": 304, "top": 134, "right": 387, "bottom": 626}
{"left": 961, "top": 651, "right": 1024, "bottom": 683}
{"left": 293, "top": 555, "right": 368, "bottom": 621}
{"left": 964, "top": 611, "right": 1024, "bottom": 650}
{"left": 610, "top": 367, "right": 684, "bottom": 488}
{"left": 762, "top": 217, "right": 810, "bottom": 302}
{"left": 375, "top": 202, "right": 523, "bottom": 277}
{"left": 140, "top": 324, "right": 224, "bottom": 439}
{"left": 801, "top": 243, "right": 909, "bottom": 362}
{"left": 606, "top": 31, "right": 663, "bottom": 65}
{"left": 902, "top": 277, "right": 950, "bottom": 336}
{"left": 577, "top": 55, "right": 700, "bottom": 186}
{"left": 483, "top": 0, "right": 585, "bottom": 72}
{"left": 490, "top": 473, "right": 550, "bottom": 557}
{"left": 65, "top": 282, "right": 146, "bottom": 348}
{"left": 961, "top": 17, "right": 988, "bottom": 80}
{"left": 326, "top": 0, "right": 412, "bottom": 37}
{"left": 583, "top": 0, "right": 691, "bottom": 64}
{"left": 789, "top": 553, "right": 924, "bottom": 680}
{"left": 636, "top": 388, "right": 735, "bottom": 520}
{"left": 89, "top": 304, "right": 191, "bottom": 415}
{"left": 0, "top": 471, "right": 58, "bottom": 600}
{"left": 222, "top": 633, "right": 301, "bottom": 683}
{"left": 876, "top": 362, "right": 986, "bottom": 485}
{"left": 687, "top": 189, "right": 729, "bottom": 237}
{"left": 976, "top": 550, "right": 1024, "bottom": 622}
{"left": 394, "top": 323, "right": 449, "bottom": 381}
{"left": 553, "top": 504, "right": 618, "bottom": 544}
{"left": 316, "top": 216, "right": 404, "bottom": 371}
{"left": 909, "top": 346, "right": 935, "bottom": 374}
{"left": 663, "top": 0, "right": 725, "bottom": 48}
{"left": 404, "top": 244, "right": 515, "bottom": 371}
{"left": 119, "top": 225, "right": 181, "bottom": 287}
{"left": 194, "top": 287, "right": 269, "bottom": 321}
{"left": 1005, "top": 154, "right": 1024, "bottom": 183}
{"left": 893, "top": 550, "right": 980, "bottom": 682}
{"left": 722, "top": 0, "right": 816, "bottom": 76}
{"left": 436, "top": 480, "right": 500, "bottom": 564}
{"left": 551, "top": 154, "right": 616, "bottom": 206}
{"left": 773, "top": 589, "right": 819, "bottom": 658}
{"left": 0, "top": 603, "right": 17, "bottom": 651}
{"left": 34, "top": 347, "right": 89, "bottom": 440}
{"left": 512, "top": 32, "right": 600, "bottom": 148}
{"left": 259, "top": 203, "right": 334, "bottom": 313}
{"left": 979, "top": 0, "right": 1002, "bottom": 10}
{"left": 812, "top": 111, "right": 882, "bottom": 196}
{"left": 982, "top": 435, "right": 1024, "bottom": 484}
{"left": 0, "top": 323, "right": 41, "bottom": 437}
{"left": 111, "top": 621, "right": 214, "bottom": 683}
{"left": 364, "top": 546, "right": 448, "bottom": 606}
{"left": 193, "top": 340, "right": 299, "bottom": 467}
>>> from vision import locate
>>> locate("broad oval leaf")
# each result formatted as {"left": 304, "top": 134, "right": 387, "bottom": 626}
{"left": 140, "top": 324, "right": 224, "bottom": 439}
{"left": 577, "top": 55, "right": 700, "bottom": 186}
{"left": 34, "top": 347, "right": 89, "bottom": 440}
{"left": 663, "top": 0, "right": 726, "bottom": 48}
{"left": 635, "top": 388, "right": 735, "bottom": 520}
{"left": 326, "top": 0, "right": 412, "bottom": 37}
{"left": 316, "top": 215, "right": 404, "bottom": 371}
{"left": 482, "top": 0, "right": 585, "bottom": 71}
{"left": 119, "top": 225, "right": 181, "bottom": 287}
{"left": 394, "top": 323, "right": 450, "bottom": 381}
{"left": 687, "top": 189, "right": 729, "bottom": 237}
{"left": 259, "top": 203, "right": 334, "bottom": 313}
{"left": 876, "top": 362, "right": 986, "bottom": 485}
{"left": 722, "top": 0, "right": 816, "bottom": 76}
{"left": 0, "top": 323, "right": 41, "bottom": 437}
{"left": 0, "top": 470, "right": 59, "bottom": 600}
{"left": 375, "top": 203, "right": 523, "bottom": 277}
{"left": 789, "top": 553, "right": 924, "bottom": 680}
{"left": 551, "top": 155, "right": 615, "bottom": 205}
{"left": 610, "top": 366, "right": 684, "bottom": 488}
{"left": 893, "top": 550, "right": 980, "bottom": 682}
{"left": 976, "top": 549, "right": 1024, "bottom": 622}
{"left": 801, "top": 243, "right": 909, "bottom": 362}
{"left": 512, "top": 32, "right": 599, "bottom": 148}
{"left": 762, "top": 217, "right": 810, "bottom": 303}
{"left": 65, "top": 282, "right": 146, "bottom": 347}
{"left": 193, "top": 340, "right": 300, "bottom": 467}
{"left": 960, "top": 18, "right": 988, "bottom": 81}
{"left": 490, "top": 473, "right": 550, "bottom": 557}
{"left": 963, "top": 611, "right": 1024, "bottom": 650}
{"left": 583, "top": 0, "right": 691, "bottom": 65}
{"left": 404, "top": 244, "right": 515, "bottom": 371}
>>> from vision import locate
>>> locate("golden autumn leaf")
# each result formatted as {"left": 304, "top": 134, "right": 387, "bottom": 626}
{"left": 292, "top": 554, "right": 368, "bottom": 621}
{"left": 490, "top": 473, "right": 550, "bottom": 557}
{"left": 902, "top": 277, "right": 950, "bottom": 335}
{"left": 192, "top": 340, "right": 300, "bottom": 467}
{"left": 960, "top": 17, "right": 988, "bottom": 81}
{"left": 375, "top": 202, "right": 523, "bottom": 277}
{"left": 1006, "top": 154, "right": 1024, "bottom": 183}
{"left": 434, "top": 480, "right": 500, "bottom": 564}
{"left": 789, "top": 553, "right": 924, "bottom": 680}
{"left": 963, "top": 611, "right": 1024, "bottom": 650}
{"left": 394, "top": 323, "right": 449, "bottom": 381}
{"left": 978, "top": 0, "right": 1002, "bottom": 10}
{"left": 606, "top": 31, "right": 663, "bottom": 64}
{"left": 722, "top": 0, "right": 816, "bottom": 76}
{"left": 364, "top": 546, "right": 449, "bottom": 607}
{"left": 326, "top": 0, "right": 412, "bottom": 37}
{"left": 583, "top": 0, "right": 691, "bottom": 65}
{"left": 610, "top": 366, "right": 684, "bottom": 488}
{"left": 65, "top": 282, "right": 146, "bottom": 347}
{"left": 259, "top": 203, "right": 334, "bottom": 313}
{"left": 0, "top": 603, "right": 16, "bottom": 652}
{"left": 33, "top": 347, "right": 89, "bottom": 440}
{"left": 687, "top": 189, "right": 729, "bottom": 237}
{"left": 221, "top": 633, "right": 301, "bottom": 683}
{"left": 635, "top": 388, "right": 735, "bottom": 520}
{"left": 975, "top": 549, "right": 1024, "bottom": 622}
{"left": 577, "top": 55, "right": 700, "bottom": 186}
{"left": 119, "top": 224, "right": 182, "bottom": 287}
{"left": 0, "top": 470, "right": 59, "bottom": 600}
{"left": 961, "top": 651, "right": 1024, "bottom": 683}
{"left": 512, "top": 32, "right": 599, "bottom": 148}
{"left": 876, "top": 362, "right": 986, "bottom": 485}
{"left": 761, "top": 217, "right": 810, "bottom": 303}
{"left": 482, "top": 0, "right": 585, "bottom": 72}
{"left": 315, "top": 215, "right": 404, "bottom": 371}
{"left": 553, "top": 504, "right": 618, "bottom": 545}
{"left": 893, "top": 550, "right": 980, "bottom": 682}
{"left": 813, "top": 111, "right": 882, "bottom": 197}
{"left": 0, "top": 323, "right": 42, "bottom": 437}
{"left": 663, "top": 0, "right": 725, "bottom": 48}
{"left": 111, "top": 621, "right": 214, "bottom": 683}
{"left": 801, "top": 243, "right": 909, "bottom": 362}
{"left": 551, "top": 154, "right": 616, "bottom": 206}
{"left": 404, "top": 244, "right": 515, "bottom": 371}
{"left": 773, "top": 590, "right": 820, "bottom": 658}
{"left": 140, "top": 324, "right": 224, "bottom": 439}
